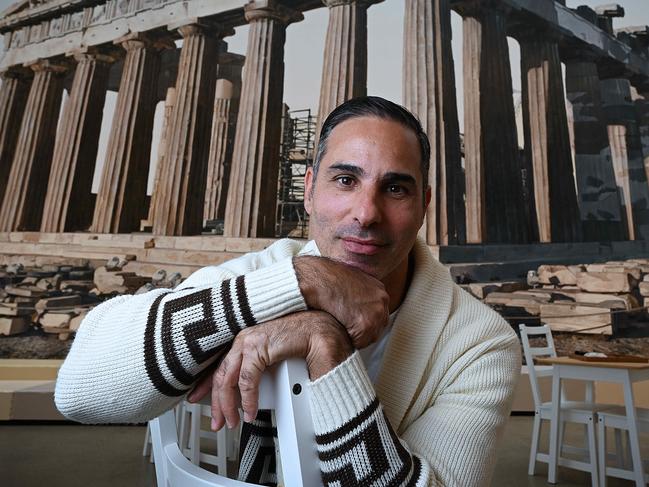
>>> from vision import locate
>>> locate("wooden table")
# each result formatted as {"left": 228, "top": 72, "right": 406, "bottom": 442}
{"left": 536, "top": 356, "right": 649, "bottom": 486}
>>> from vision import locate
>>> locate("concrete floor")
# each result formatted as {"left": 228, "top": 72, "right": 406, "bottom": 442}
{"left": 0, "top": 415, "right": 645, "bottom": 486}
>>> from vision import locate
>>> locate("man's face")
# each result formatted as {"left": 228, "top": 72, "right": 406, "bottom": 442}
{"left": 305, "top": 116, "right": 431, "bottom": 280}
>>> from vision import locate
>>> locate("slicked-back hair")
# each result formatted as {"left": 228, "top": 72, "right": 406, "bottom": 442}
{"left": 312, "top": 96, "right": 430, "bottom": 199}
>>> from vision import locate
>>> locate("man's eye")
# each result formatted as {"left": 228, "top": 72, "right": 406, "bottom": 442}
{"left": 336, "top": 176, "right": 354, "bottom": 186}
{"left": 388, "top": 184, "right": 405, "bottom": 194}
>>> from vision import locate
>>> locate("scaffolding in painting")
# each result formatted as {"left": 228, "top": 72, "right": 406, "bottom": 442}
{"left": 276, "top": 108, "right": 316, "bottom": 238}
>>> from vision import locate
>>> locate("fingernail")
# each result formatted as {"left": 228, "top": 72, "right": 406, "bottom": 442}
{"left": 225, "top": 418, "right": 232, "bottom": 429}
{"left": 244, "top": 411, "right": 253, "bottom": 422}
{"left": 187, "top": 393, "right": 195, "bottom": 403}
{"left": 211, "top": 418, "right": 217, "bottom": 431}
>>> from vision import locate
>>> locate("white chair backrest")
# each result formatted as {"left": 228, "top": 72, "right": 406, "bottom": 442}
{"left": 519, "top": 324, "right": 557, "bottom": 409}
{"left": 150, "top": 359, "right": 320, "bottom": 487}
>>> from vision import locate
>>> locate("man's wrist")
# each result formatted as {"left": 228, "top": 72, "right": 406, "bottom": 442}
{"left": 306, "top": 323, "right": 353, "bottom": 380}
{"left": 293, "top": 256, "right": 325, "bottom": 310}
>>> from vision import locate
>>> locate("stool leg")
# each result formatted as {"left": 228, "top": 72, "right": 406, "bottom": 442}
{"left": 587, "top": 416, "right": 599, "bottom": 487}
{"left": 598, "top": 417, "right": 607, "bottom": 487}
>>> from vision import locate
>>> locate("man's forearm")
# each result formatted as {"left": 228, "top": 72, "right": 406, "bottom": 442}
{"left": 55, "top": 256, "right": 306, "bottom": 424}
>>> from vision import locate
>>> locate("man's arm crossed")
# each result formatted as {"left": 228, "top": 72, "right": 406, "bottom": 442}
{"left": 55, "top": 240, "right": 307, "bottom": 424}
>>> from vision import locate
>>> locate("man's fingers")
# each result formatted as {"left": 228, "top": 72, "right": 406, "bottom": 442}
{"left": 187, "top": 370, "right": 213, "bottom": 403}
{"left": 215, "top": 350, "right": 243, "bottom": 430}
{"left": 210, "top": 372, "right": 225, "bottom": 431}
{"left": 239, "top": 350, "right": 266, "bottom": 422}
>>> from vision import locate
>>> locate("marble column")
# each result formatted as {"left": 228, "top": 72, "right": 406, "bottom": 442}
{"left": 316, "top": 0, "right": 381, "bottom": 135}
{"left": 151, "top": 23, "right": 226, "bottom": 236}
{"left": 0, "top": 68, "right": 31, "bottom": 207}
{"left": 144, "top": 87, "right": 176, "bottom": 230}
{"left": 224, "top": 0, "right": 303, "bottom": 238}
{"left": 41, "top": 49, "right": 117, "bottom": 233}
{"left": 635, "top": 88, "right": 649, "bottom": 183}
{"left": 519, "top": 34, "right": 581, "bottom": 242}
{"left": 91, "top": 33, "right": 164, "bottom": 234}
{"left": 602, "top": 77, "right": 649, "bottom": 240}
{"left": 0, "top": 59, "right": 68, "bottom": 232}
{"left": 564, "top": 53, "right": 625, "bottom": 241}
{"left": 204, "top": 76, "right": 241, "bottom": 223}
{"left": 404, "top": 0, "right": 465, "bottom": 245}
{"left": 455, "top": 0, "right": 529, "bottom": 243}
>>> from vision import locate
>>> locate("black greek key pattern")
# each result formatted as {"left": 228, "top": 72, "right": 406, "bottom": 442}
{"left": 316, "top": 399, "right": 424, "bottom": 487}
{"left": 238, "top": 410, "right": 278, "bottom": 487}
{"left": 143, "top": 276, "right": 257, "bottom": 396}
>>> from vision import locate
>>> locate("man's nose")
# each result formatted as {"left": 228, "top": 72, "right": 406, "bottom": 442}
{"left": 353, "top": 189, "right": 382, "bottom": 227}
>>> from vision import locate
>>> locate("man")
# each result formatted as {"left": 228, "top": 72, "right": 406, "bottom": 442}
{"left": 55, "top": 97, "right": 520, "bottom": 486}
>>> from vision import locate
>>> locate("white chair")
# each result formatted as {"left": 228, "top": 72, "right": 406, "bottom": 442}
{"left": 178, "top": 401, "right": 240, "bottom": 475}
{"left": 519, "top": 324, "right": 618, "bottom": 487}
{"left": 598, "top": 407, "right": 649, "bottom": 486}
{"left": 144, "top": 402, "right": 239, "bottom": 473}
{"left": 149, "top": 358, "right": 320, "bottom": 487}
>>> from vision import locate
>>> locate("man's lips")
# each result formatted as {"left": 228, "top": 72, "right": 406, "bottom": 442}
{"left": 341, "top": 237, "right": 386, "bottom": 256}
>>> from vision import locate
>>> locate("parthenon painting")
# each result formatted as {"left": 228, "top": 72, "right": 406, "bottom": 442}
{"left": 0, "top": 0, "right": 647, "bottom": 252}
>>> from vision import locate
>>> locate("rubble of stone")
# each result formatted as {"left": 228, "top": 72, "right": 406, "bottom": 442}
{"left": 0, "top": 257, "right": 184, "bottom": 339}
{"left": 462, "top": 259, "right": 649, "bottom": 336}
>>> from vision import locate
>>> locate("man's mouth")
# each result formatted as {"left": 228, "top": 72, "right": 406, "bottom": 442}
{"left": 340, "top": 237, "right": 386, "bottom": 256}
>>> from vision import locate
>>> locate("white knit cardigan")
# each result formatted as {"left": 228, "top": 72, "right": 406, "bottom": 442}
{"left": 55, "top": 237, "right": 521, "bottom": 486}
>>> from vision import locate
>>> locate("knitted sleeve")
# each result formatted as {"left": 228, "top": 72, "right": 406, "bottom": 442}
{"left": 308, "top": 335, "right": 520, "bottom": 486}
{"left": 55, "top": 241, "right": 307, "bottom": 424}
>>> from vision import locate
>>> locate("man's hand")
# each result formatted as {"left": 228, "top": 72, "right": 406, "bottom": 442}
{"left": 187, "top": 311, "right": 353, "bottom": 430}
{"left": 294, "top": 255, "right": 389, "bottom": 348}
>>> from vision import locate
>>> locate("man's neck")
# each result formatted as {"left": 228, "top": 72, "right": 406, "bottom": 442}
{"left": 382, "top": 253, "right": 413, "bottom": 313}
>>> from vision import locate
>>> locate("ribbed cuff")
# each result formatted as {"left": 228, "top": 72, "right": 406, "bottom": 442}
{"left": 244, "top": 257, "right": 307, "bottom": 323}
{"left": 308, "top": 351, "right": 376, "bottom": 435}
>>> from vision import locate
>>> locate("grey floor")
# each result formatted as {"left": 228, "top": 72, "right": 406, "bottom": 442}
{"left": 0, "top": 415, "right": 645, "bottom": 487}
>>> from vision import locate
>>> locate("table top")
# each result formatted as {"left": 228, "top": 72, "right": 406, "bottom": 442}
{"left": 536, "top": 356, "right": 649, "bottom": 370}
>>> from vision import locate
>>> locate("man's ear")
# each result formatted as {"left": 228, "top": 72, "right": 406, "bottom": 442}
{"left": 423, "top": 185, "right": 432, "bottom": 217}
{"left": 304, "top": 167, "right": 314, "bottom": 215}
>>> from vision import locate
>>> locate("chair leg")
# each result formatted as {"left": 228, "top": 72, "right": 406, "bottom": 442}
{"left": 178, "top": 402, "right": 191, "bottom": 456}
{"left": 598, "top": 417, "right": 607, "bottom": 487}
{"left": 142, "top": 422, "right": 152, "bottom": 457}
{"left": 587, "top": 416, "right": 599, "bottom": 487}
{"left": 528, "top": 413, "right": 541, "bottom": 476}
{"left": 216, "top": 428, "right": 228, "bottom": 475}
{"left": 188, "top": 403, "right": 201, "bottom": 465}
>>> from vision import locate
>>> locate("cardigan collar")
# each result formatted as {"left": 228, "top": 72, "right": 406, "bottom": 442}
{"left": 374, "top": 237, "right": 454, "bottom": 431}
{"left": 298, "top": 237, "right": 454, "bottom": 431}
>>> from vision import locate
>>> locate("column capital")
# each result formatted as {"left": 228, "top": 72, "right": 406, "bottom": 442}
{"left": 452, "top": 0, "right": 510, "bottom": 18}
{"left": 67, "top": 45, "right": 123, "bottom": 64}
{"left": 25, "top": 58, "right": 70, "bottom": 74}
{"left": 322, "top": 0, "right": 383, "bottom": 8}
{"left": 114, "top": 32, "right": 175, "bottom": 52}
{"left": 244, "top": 0, "right": 303, "bottom": 25}
{"left": 167, "top": 18, "right": 235, "bottom": 39}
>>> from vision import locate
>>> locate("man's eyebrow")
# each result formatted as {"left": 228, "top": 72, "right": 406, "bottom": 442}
{"left": 327, "top": 162, "right": 365, "bottom": 176}
{"left": 382, "top": 172, "right": 417, "bottom": 186}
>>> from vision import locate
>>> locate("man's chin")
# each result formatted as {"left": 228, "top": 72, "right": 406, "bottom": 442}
{"left": 333, "top": 253, "right": 385, "bottom": 278}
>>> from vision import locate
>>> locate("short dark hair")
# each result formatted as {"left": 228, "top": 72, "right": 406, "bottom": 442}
{"left": 313, "top": 96, "right": 430, "bottom": 197}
